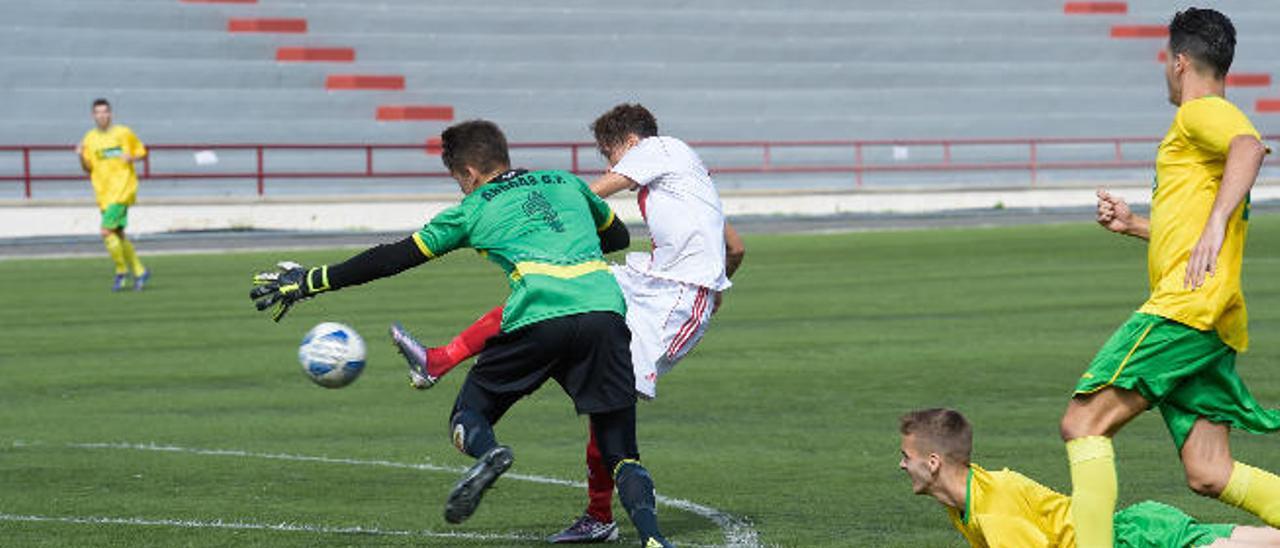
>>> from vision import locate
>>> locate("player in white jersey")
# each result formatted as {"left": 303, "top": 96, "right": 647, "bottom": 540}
{"left": 390, "top": 104, "right": 745, "bottom": 544}
{"left": 597, "top": 116, "right": 738, "bottom": 400}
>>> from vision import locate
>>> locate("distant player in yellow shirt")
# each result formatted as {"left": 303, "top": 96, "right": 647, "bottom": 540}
{"left": 900, "top": 408, "right": 1280, "bottom": 547}
{"left": 1056, "top": 9, "right": 1280, "bottom": 547}
{"left": 77, "top": 98, "right": 149, "bottom": 291}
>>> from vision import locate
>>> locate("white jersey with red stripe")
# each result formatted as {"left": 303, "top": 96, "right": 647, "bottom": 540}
{"left": 611, "top": 136, "right": 731, "bottom": 292}
{"left": 612, "top": 264, "right": 715, "bottom": 399}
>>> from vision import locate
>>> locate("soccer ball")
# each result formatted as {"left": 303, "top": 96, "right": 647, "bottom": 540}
{"left": 298, "top": 322, "right": 367, "bottom": 388}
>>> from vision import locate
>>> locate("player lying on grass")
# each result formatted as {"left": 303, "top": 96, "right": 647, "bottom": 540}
{"left": 1059, "top": 9, "right": 1280, "bottom": 547}
{"left": 389, "top": 103, "right": 745, "bottom": 544}
{"left": 900, "top": 408, "right": 1280, "bottom": 547}
{"left": 250, "top": 119, "right": 676, "bottom": 547}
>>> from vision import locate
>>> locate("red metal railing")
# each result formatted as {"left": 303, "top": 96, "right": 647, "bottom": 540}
{"left": 4, "top": 136, "right": 1276, "bottom": 198}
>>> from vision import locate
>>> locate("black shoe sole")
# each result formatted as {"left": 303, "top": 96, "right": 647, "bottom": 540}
{"left": 444, "top": 446, "right": 514, "bottom": 524}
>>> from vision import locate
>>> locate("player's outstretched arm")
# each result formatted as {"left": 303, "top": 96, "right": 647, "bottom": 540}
{"left": 1096, "top": 189, "right": 1149, "bottom": 240}
{"left": 589, "top": 172, "right": 637, "bottom": 198}
{"left": 249, "top": 237, "right": 430, "bottom": 321}
{"left": 1185, "top": 135, "right": 1267, "bottom": 290}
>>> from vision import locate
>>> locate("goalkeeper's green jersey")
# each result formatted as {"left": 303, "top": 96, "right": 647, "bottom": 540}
{"left": 411, "top": 169, "right": 624, "bottom": 332}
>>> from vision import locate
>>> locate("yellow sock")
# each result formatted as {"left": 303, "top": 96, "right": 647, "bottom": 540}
{"left": 103, "top": 233, "right": 127, "bottom": 274}
{"left": 1067, "top": 436, "right": 1116, "bottom": 548}
{"left": 1220, "top": 461, "right": 1280, "bottom": 527}
{"left": 119, "top": 237, "right": 145, "bottom": 276}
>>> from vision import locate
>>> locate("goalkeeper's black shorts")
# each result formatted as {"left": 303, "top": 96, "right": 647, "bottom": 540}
{"left": 452, "top": 311, "right": 636, "bottom": 419}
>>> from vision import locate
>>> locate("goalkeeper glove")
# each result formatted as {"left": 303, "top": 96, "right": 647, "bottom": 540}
{"left": 250, "top": 261, "right": 332, "bottom": 322}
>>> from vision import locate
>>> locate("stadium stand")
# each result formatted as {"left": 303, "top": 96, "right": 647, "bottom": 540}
{"left": 1, "top": 0, "right": 1278, "bottom": 194}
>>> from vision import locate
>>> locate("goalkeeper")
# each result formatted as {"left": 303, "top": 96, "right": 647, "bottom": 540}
{"left": 249, "top": 120, "right": 675, "bottom": 548}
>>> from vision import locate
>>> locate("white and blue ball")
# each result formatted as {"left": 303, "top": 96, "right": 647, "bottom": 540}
{"left": 298, "top": 322, "right": 366, "bottom": 388}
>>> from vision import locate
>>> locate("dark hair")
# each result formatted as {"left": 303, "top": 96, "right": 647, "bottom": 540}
{"left": 439, "top": 120, "right": 510, "bottom": 176}
{"left": 590, "top": 103, "right": 658, "bottom": 152}
{"left": 1169, "top": 8, "right": 1235, "bottom": 79}
{"left": 900, "top": 408, "right": 973, "bottom": 465}
{"left": 92, "top": 98, "right": 111, "bottom": 110}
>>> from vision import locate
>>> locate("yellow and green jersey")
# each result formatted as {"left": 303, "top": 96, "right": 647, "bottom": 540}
{"left": 1140, "top": 96, "right": 1263, "bottom": 351}
{"left": 947, "top": 464, "right": 1074, "bottom": 548}
{"left": 80, "top": 124, "right": 146, "bottom": 209}
{"left": 411, "top": 169, "right": 624, "bottom": 332}
{"left": 945, "top": 463, "right": 1234, "bottom": 547}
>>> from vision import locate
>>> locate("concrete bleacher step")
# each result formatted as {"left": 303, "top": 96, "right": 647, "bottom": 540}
{"left": 0, "top": 56, "right": 1207, "bottom": 91}
{"left": 19, "top": 26, "right": 1273, "bottom": 64}
{"left": 0, "top": 86, "right": 1199, "bottom": 119}
{"left": 2, "top": 111, "right": 1186, "bottom": 148}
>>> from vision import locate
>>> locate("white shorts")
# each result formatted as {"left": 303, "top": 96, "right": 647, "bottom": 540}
{"left": 612, "top": 265, "right": 716, "bottom": 399}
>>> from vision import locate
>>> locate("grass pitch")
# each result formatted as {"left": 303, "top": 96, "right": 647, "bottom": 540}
{"left": 3, "top": 215, "right": 1280, "bottom": 547}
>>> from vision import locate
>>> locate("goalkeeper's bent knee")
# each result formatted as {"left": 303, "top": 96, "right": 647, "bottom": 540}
{"left": 449, "top": 409, "right": 497, "bottom": 459}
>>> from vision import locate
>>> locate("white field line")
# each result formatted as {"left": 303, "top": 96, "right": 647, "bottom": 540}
{"left": 63, "top": 442, "right": 762, "bottom": 548}
{"left": 0, "top": 512, "right": 536, "bottom": 541}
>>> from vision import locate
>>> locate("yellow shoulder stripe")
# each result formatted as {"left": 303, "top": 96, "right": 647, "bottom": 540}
{"left": 597, "top": 210, "right": 616, "bottom": 232}
{"left": 510, "top": 260, "right": 608, "bottom": 282}
{"left": 411, "top": 232, "right": 436, "bottom": 259}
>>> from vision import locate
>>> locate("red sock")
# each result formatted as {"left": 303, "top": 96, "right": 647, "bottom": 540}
{"left": 585, "top": 427, "right": 616, "bottom": 523}
{"left": 425, "top": 305, "right": 503, "bottom": 378}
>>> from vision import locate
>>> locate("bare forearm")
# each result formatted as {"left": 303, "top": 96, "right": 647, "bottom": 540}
{"left": 723, "top": 221, "right": 745, "bottom": 278}
{"left": 590, "top": 172, "right": 635, "bottom": 198}
{"left": 1124, "top": 215, "right": 1151, "bottom": 240}
{"left": 1209, "top": 137, "right": 1266, "bottom": 225}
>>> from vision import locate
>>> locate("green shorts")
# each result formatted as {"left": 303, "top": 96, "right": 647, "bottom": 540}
{"left": 1076, "top": 312, "right": 1280, "bottom": 450}
{"left": 101, "top": 203, "right": 129, "bottom": 230}
{"left": 1114, "top": 500, "right": 1234, "bottom": 547}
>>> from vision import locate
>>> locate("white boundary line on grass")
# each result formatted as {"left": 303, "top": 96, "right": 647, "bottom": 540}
{"left": 0, "top": 512, "right": 536, "bottom": 542}
{"left": 63, "top": 442, "right": 763, "bottom": 548}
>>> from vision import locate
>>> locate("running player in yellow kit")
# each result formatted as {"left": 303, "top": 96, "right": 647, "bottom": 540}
{"left": 900, "top": 408, "right": 1280, "bottom": 547}
{"left": 77, "top": 98, "right": 149, "bottom": 291}
{"left": 1057, "top": 9, "right": 1280, "bottom": 547}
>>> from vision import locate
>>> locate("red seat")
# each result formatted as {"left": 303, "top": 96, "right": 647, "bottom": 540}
{"left": 325, "top": 75, "right": 405, "bottom": 90}
{"left": 1064, "top": 2, "right": 1127, "bottom": 15}
{"left": 1110, "top": 25, "right": 1167, "bottom": 38}
{"left": 228, "top": 18, "right": 307, "bottom": 33}
{"left": 277, "top": 47, "right": 355, "bottom": 62}
{"left": 377, "top": 106, "right": 454, "bottom": 121}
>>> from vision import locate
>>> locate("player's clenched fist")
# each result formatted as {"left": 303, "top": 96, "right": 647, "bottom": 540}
{"left": 1096, "top": 189, "right": 1134, "bottom": 234}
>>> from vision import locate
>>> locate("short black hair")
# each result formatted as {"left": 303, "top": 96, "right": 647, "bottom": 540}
{"left": 439, "top": 120, "right": 510, "bottom": 176}
{"left": 1169, "top": 7, "right": 1235, "bottom": 79}
{"left": 92, "top": 98, "right": 111, "bottom": 110}
{"left": 590, "top": 103, "right": 658, "bottom": 152}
